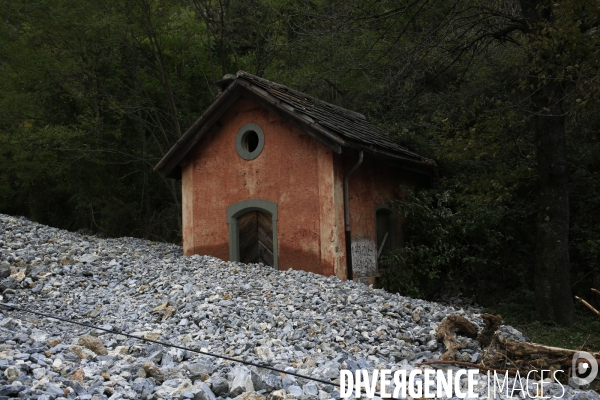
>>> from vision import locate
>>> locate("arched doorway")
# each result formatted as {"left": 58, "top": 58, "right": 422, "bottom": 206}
{"left": 238, "top": 210, "right": 273, "bottom": 265}
{"left": 227, "top": 199, "right": 278, "bottom": 268}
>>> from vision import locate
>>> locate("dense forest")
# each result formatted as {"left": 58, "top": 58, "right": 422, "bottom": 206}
{"left": 1, "top": 0, "right": 598, "bottom": 325}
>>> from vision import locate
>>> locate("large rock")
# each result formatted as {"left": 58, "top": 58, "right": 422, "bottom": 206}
{"left": 250, "top": 367, "right": 282, "bottom": 392}
{"left": 0, "top": 276, "right": 17, "bottom": 291}
{"left": 143, "top": 361, "right": 165, "bottom": 383}
{"left": 302, "top": 382, "right": 318, "bottom": 396}
{"left": 187, "top": 362, "right": 216, "bottom": 379}
{"left": 70, "top": 345, "right": 98, "bottom": 359}
{"left": 192, "top": 383, "right": 217, "bottom": 400}
{"left": 254, "top": 346, "right": 274, "bottom": 362}
{"left": 78, "top": 254, "right": 101, "bottom": 263}
{"left": 0, "top": 385, "right": 27, "bottom": 397}
{"left": 230, "top": 367, "right": 254, "bottom": 397}
{"left": 0, "top": 317, "right": 18, "bottom": 330}
{"left": 210, "top": 376, "right": 229, "bottom": 396}
{"left": 70, "top": 368, "right": 85, "bottom": 382}
{"left": 267, "top": 389, "right": 286, "bottom": 400}
{"left": 286, "top": 385, "right": 303, "bottom": 397}
{"left": 0, "top": 263, "right": 10, "bottom": 278}
{"left": 3, "top": 365, "right": 20, "bottom": 378}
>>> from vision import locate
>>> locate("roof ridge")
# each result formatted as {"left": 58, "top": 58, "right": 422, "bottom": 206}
{"left": 236, "top": 71, "right": 367, "bottom": 121}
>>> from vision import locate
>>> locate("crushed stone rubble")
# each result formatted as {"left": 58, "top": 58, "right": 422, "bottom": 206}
{"left": 0, "top": 213, "right": 597, "bottom": 400}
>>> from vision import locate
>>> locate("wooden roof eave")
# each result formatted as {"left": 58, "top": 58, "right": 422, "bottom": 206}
{"left": 342, "top": 140, "right": 436, "bottom": 177}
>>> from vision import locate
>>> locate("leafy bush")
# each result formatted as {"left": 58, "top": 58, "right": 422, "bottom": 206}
{"left": 379, "top": 187, "right": 534, "bottom": 303}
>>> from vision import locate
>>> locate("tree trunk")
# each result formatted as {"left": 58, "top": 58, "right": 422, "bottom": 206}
{"left": 519, "top": 0, "right": 575, "bottom": 325}
{"left": 533, "top": 82, "right": 574, "bottom": 325}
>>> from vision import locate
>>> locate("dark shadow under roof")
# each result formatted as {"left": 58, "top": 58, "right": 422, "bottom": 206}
{"left": 154, "top": 71, "right": 434, "bottom": 179}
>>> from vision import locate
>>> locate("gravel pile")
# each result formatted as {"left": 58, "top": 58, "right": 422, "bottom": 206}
{"left": 0, "top": 213, "right": 596, "bottom": 399}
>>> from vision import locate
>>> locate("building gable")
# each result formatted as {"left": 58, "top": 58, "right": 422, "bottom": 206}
{"left": 180, "top": 95, "right": 340, "bottom": 275}
{"left": 154, "top": 71, "right": 434, "bottom": 180}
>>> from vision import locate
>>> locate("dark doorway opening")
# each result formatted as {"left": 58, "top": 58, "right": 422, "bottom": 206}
{"left": 238, "top": 210, "right": 274, "bottom": 266}
{"left": 376, "top": 207, "right": 394, "bottom": 267}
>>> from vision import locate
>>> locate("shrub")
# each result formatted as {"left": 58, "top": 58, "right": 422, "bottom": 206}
{"left": 379, "top": 187, "right": 534, "bottom": 303}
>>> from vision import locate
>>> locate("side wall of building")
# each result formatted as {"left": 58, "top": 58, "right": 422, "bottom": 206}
{"left": 181, "top": 96, "right": 343, "bottom": 275}
{"left": 342, "top": 153, "right": 416, "bottom": 278}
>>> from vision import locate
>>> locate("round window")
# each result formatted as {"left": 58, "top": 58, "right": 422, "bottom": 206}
{"left": 235, "top": 123, "right": 264, "bottom": 160}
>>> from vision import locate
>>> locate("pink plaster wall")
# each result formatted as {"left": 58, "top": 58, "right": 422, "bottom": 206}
{"left": 182, "top": 96, "right": 341, "bottom": 275}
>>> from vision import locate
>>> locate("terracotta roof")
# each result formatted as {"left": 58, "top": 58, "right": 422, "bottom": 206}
{"left": 154, "top": 71, "right": 434, "bottom": 179}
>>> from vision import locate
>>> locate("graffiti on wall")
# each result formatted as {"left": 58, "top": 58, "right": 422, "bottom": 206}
{"left": 351, "top": 237, "right": 377, "bottom": 277}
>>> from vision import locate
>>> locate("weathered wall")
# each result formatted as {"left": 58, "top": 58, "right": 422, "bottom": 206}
{"left": 332, "top": 154, "right": 347, "bottom": 280}
{"left": 181, "top": 160, "right": 194, "bottom": 256}
{"left": 182, "top": 96, "right": 342, "bottom": 275}
{"left": 342, "top": 153, "right": 414, "bottom": 278}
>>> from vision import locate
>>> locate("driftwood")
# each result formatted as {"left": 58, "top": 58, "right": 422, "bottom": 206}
{"left": 477, "top": 313, "right": 502, "bottom": 347}
{"left": 498, "top": 336, "right": 600, "bottom": 359}
{"left": 436, "top": 315, "right": 478, "bottom": 360}
{"left": 432, "top": 313, "right": 599, "bottom": 385}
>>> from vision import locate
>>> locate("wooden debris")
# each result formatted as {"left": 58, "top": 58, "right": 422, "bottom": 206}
{"left": 436, "top": 315, "right": 478, "bottom": 360}
{"left": 477, "top": 314, "right": 502, "bottom": 347}
{"left": 575, "top": 291, "right": 600, "bottom": 317}
{"left": 498, "top": 336, "right": 600, "bottom": 359}
{"left": 432, "top": 313, "right": 599, "bottom": 386}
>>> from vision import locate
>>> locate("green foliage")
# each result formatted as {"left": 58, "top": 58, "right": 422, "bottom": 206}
{"left": 488, "top": 296, "right": 600, "bottom": 352}
{"left": 0, "top": 0, "right": 316, "bottom": 240}
{"left": 380, "top": 187, "right": 535, "bottom": 304}
{"left": 0, "top": 0, "right": 248, "bottom": 240}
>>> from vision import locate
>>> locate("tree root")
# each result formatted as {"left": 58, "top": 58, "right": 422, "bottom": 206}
{"left": 436, "top": 315, "right": 478, "bottom": 361}
{"left": 477, "top": 314, "right": 502, "bottom": 347}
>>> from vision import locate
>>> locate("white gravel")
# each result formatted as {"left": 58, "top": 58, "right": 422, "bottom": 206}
{"left": 0, "top": 213, "right": 596, "bottom": 400}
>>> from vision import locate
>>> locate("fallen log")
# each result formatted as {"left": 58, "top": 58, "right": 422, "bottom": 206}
{"left": 497, "top": 337, "right": 600, "bottom": 359}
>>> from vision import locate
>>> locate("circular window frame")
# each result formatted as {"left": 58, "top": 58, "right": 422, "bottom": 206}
{"left": 235, "top": 123, "right": 265, "bottom": 160}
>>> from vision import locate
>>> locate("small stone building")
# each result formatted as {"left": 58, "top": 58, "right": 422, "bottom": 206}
{"left": 154, "top": 71, "right": 433, "bottom": 282}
